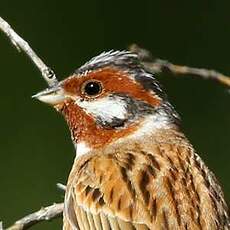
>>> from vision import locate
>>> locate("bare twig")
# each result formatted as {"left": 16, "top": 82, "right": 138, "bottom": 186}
{"left": 56, "top": 183, "right": 67, "bottom": 192}
{"left": 129, "top": 44, "right": 230, "bottom": 88}
{"left": 0, "top": 16, "right": 58, "bottom": 86}
{"left": 6, "top": 203, "right": 64, "bottom": 230}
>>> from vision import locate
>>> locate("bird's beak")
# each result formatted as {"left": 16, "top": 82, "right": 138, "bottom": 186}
{"left": 32, "top": 86, "right": 66, "bottom": 106}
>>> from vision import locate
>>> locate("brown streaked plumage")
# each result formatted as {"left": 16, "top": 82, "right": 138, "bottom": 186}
{"left": 34, "top": 51, "right": 229, "bottom": 229}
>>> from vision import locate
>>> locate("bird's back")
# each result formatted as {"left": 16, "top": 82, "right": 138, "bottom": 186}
{"left": 63, "top": 128, "right": 230, "bottom": 230}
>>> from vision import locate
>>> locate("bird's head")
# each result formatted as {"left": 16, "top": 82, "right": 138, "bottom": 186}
{"left": 34, "top": 51, "right": 179, "bottom": 155}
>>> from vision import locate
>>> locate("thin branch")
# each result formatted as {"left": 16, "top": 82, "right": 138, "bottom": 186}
{"left": 56, "top": 183, "right": 67, "bottom": 192}
{"left": 0, "top": 17, "right": 58, "bottom": 87}
{"left": 129, "top": 44, "right": 230, "bottom": 88}
{"left": 6, "top": 203, "right": 64, "bottom": 230}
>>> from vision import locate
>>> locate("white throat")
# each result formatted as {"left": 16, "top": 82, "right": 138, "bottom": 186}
{"left": 75, "top": 142, "right": 91, "bottom": 157}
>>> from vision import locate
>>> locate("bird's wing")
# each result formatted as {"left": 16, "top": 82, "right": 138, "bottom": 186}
{"left": 64, "top": 153, "right": 156, "bottom": 229}
{"left": 63, "top": 142, "right": 225, "bottom": 230}
{"left": 63, "top": 144, "right": 178, "bottom": 230}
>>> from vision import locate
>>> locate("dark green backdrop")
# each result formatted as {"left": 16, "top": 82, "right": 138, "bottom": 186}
{"left": 0, "top": 0, "right": 229, "bottom": 229}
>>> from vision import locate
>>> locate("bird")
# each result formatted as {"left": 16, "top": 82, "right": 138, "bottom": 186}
{"left": 34, "top": 50, "right": 229, "bottom": 230}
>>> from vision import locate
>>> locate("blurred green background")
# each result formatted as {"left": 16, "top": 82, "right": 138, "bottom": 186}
{"left": 0, "top": 0, "right": 229, "bottom": 229}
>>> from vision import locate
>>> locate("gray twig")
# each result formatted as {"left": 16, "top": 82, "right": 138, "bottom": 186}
{"left": 0, "top": 16, "right": 58, "bottom": 87}
{"left": 129, "top": 44, "right": 230, "bottom": 88}
{"left": 6, "top": 203, "right": 64, "bottom": 230}
{"left": 56, "top": 183, "right": 67, "bottom": 192}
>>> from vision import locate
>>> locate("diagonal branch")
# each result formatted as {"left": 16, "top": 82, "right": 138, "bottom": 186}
{"left": 6, "top": 203, "right": 64, "bottom": 230}
{"left": 0, "top": 16, "right": 58, "bottom": 87}
{"left": 5, "top": 184, "right": 66, "bottom": 230}
{"left": 129, "top": 44, "right": 230, "bottom": 88}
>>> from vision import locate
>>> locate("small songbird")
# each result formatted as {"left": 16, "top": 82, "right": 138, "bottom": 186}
{"left": 34, "top": 51, "right": 229, "bottom": 229}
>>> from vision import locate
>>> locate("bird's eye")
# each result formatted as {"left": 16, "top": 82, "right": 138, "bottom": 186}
{"left": 82, "top": 80, "right": 103, "bottom": 97}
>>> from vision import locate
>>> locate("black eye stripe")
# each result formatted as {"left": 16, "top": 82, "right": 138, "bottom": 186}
{"left": 82, "top": 81, "right": 102, "bottom": 97}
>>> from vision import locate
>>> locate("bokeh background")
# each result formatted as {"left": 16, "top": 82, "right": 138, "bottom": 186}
{"left": 0, "top": 0, "right": 230, "bottom": 229}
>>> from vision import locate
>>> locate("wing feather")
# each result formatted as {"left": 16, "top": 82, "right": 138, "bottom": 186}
{"left": 63, "top": 136, "right": 229, "bottom": 229}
